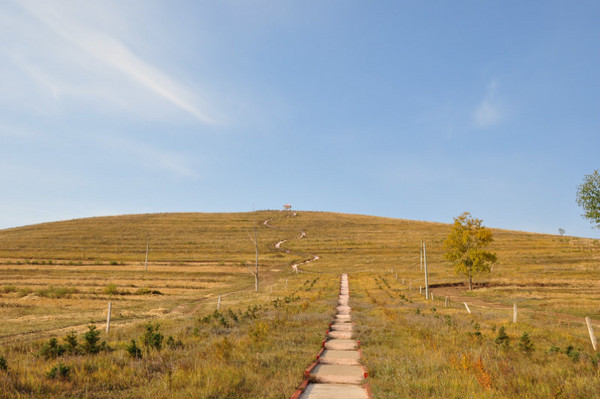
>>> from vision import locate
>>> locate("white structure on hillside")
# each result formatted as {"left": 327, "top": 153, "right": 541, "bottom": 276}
{"left": 283, "top": 203, "right": 292, "bottom": 211}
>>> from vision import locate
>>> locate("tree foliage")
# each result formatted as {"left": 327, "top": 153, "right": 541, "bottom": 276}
{"left": 443, "top": 212, "right": 497, "bottom": 290}
{"left": 576, "top": 170, "right": 600, "bottom": 229}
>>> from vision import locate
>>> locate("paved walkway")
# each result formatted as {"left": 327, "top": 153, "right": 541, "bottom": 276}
{"left": 292, "top": 274, "right": 371, "bottom": 399}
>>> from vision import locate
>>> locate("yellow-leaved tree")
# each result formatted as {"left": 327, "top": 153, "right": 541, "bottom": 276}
{"left": 444, "top": 212, "right": 497, "bottom": 290}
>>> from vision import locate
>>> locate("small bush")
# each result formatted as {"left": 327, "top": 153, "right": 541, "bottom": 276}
{"left": 494, "top": 326, "right": 510, "bottom": 348}
{"left": 104, "top": 284, "right": 120, "bottom": 296}
{"left": 126, "top": 339, "right": 142, "bottom": 359}
{"left": 0, "top": 355, "right": 7, "bottom": 371}
{"left": 518, "top": 332, "right": 534, "bottom": 353}
{"left": 82, "top": 324, "right": 103, "bottom": 354}
{"left": 565, "top": 345, "right": 580, "bottom": 362}
{"left": 547, "top": 345, "right": 560, "bottom": 354}
{"left": 40, "top": 337, "right": 66, "bottom": 359}
{"left": 62, "top": 331, "right": 78, "bottom": 354}
{"left": 141, "top": 322, "right": 163, "bottom": 352}
{"left": 47, "top": 362, "right": 70, "bottom": 379}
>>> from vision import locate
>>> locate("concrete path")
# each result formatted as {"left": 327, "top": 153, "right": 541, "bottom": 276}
{"left": 293, "top": 274, "right": 371, "bottom": 399}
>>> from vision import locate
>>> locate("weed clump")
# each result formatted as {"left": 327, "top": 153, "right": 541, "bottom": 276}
{"left": 47, "top": 362, "right": 70, "bottom": 379}
{"left": 166, "top": 336, "right": 184, "bottom": 350}
{"left": 0, "top": 355, "right": 7, "bottom": 371}
{"left": 104, "top": 283, "right": 120, "bottom": 296}
{"left": 565, "top": 345, "right": 580, "bottom": 362}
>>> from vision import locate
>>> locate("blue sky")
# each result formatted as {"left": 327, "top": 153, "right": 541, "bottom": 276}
{"left": 1, "top": 1, "right": 599, "bottom": 238}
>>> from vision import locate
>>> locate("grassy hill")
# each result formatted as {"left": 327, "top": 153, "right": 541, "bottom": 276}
{"left": 0, "top": 211, "right": 599, "bottom": 397}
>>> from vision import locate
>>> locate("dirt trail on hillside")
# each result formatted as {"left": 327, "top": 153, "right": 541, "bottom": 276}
{"left": 264, "top": 213, "right": 320, "bottom": 273}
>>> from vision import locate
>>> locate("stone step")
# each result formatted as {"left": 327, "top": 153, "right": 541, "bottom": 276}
{"left": 330, "top": 323, "right": 353, "bottom": 332}
{"left": 335, "top": 314, "right": 351, "bottom": 321}
{"left": 309, "top": 364, "right": 364, "bottom": 384}
{"left": 324, "top": 339, "right": 357, "bottom": 350}
{"left": 336, "top": 306, "right": 351, "bottom": 315}
{"left": 298, "top": 383, "right": 368, "bottom": 399}
{"left": 328, "top": 330, "right": 353, "bottom": 339}
{"left": 318, "top": 349, "right": 360, "bottom": 365}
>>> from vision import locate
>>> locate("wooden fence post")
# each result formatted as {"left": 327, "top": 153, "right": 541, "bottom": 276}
{"left": 445, "top": 296, "right": 449, "bottom": 307}
{"left": 586, "top": 317, "right": 597, "bottom": 351}
{"left": 144, "top": 242, "right": 149, "bottom": 272}
{"left": 513, "top": 303, "right": 517, "bottom": 323}
{"left": 106, "top": 301, "right": 112, "bottom": 334}
{"left": 464, "top": 302, "right": 471, "bottom": 314}
{"left": 217, "top": 295, "right": 221, "bottom": 311}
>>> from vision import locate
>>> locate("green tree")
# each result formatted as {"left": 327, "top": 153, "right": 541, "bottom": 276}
{"left": 444, "top": 212, "right": 497, "bottom": 290}
{"left": 576, "top": 170, "right": 600, "bottom": 229}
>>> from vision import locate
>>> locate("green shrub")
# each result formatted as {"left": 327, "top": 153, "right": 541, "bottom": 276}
{"left": 141, "top": 322, "right": 163, "bottom": 352}
{"left": 565, "top": 345, "right": 580, "bottom": 362}
{"left": 82, "top": 324, "right": 103, "bottom": 354}
{"left": 0, "top": 355, "right": 7, "bottom": 371}
{"left": 47, "top": 362, "right": 70, "bottom": 379}
{"left": 494, "top": 326, "right": 510, "bottom": 348}
{"left": 518, "top": 332, "right": 534, "bottom": 353}
{"left": 40, "top": 337, "right": 66, "bottom": 359}
{"left": 126, "top": 339, "right": 142, "bottom": 359}
{"left": 62, "top": 331, "right": 78, "bottom": 354}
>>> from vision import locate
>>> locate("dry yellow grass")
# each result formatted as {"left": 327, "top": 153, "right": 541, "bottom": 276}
{"left": 0, "top": 210, "right": 598, "bottom": 397}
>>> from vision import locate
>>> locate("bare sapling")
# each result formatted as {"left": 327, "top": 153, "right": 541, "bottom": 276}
{"left": 247, "top": 227, "right": 259, "bottom": 292}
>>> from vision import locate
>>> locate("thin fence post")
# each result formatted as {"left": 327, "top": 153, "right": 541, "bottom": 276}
{"left": 423, "top": 242, "right": 429, "bottom": 300}
{"left": 419, "top": 286, "right": 422, "bottom": 294}
{"left": 144, "top": 242, "right": 149, "bottom": 272}
{"left": 464, "top": 302, "right": 471, "bottom": 314}
{"left": 217, "top": 295, "right": 221, "bottom": 311}
{"left": 513, "top": 303, "right": 517, "bottom": 323}
{"left": 586, "top": 317, "right": 597, "bottom": 351}
{"left": 106, "top": 301, "right": 112, "bottom": 334}
{"left": 445, "top": 296, "right": 449, "bottom": 307}
{"left": 430, "top": 292, "right": 434, "bottom": 301}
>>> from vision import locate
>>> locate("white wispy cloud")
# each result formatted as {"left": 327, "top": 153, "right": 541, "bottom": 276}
{"left": 472, "top": 80, "right": 505, "bottom": 129}
{"left": 4, "top": 0, "right": 216, "bottom": 124}
{"left": 91, "top": 133, "right": 198, "bottom": 178}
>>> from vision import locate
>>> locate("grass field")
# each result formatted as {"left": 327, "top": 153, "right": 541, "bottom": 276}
{"left": 0, "top": 210, "right": 599, "bottom": 397}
